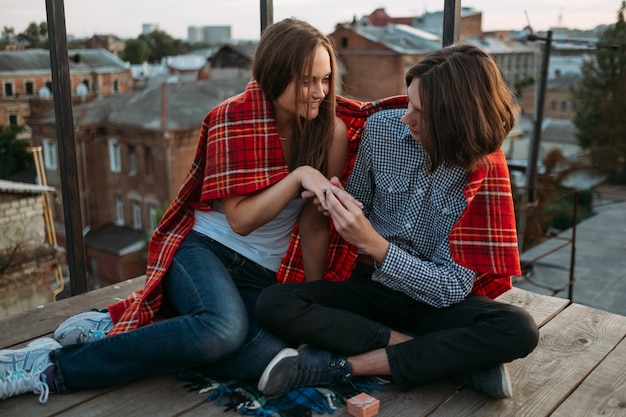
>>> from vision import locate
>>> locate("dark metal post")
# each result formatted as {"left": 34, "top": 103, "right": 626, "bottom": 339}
{"left": 517, "top": 30, "right": 552, "bottom": 254}
{"left": 526, "top": 30, "right": 553, "bottom": 206}
{"left": 260, "top": 0, "right": 273, "bottom": 33}
{"left": 442, "top": 0, "right": 460, "bottom": 46}
{"left": 45, "top": 0, "right": 88, "bottom": 295}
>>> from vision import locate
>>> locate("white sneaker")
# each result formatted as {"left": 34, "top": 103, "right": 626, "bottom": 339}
{"left": 0, "top": 338, "right": 61, "bottom": 404}
{"left": 53, "top": 311, "right": 113, "bottom": 346}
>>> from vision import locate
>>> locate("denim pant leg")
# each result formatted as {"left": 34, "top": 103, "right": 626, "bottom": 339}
{"left": 192, "top": 246, "right": 290, "bottom": 380}
{"left": 52, "top": 231, "right": 249, "bottom": 393}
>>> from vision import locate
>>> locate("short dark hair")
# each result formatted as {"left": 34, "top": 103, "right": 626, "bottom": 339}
{"left": 406, "top": 43, "right": 515, "bottom": 171}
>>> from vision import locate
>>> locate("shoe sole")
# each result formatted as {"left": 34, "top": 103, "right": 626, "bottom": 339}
{"left": 499, "top": 364, "right": 513, "bottom": 398}
{"left": 0, "top": 337, "right": 61, "bottom": 356}
{"left": 257, "top": 347, "right": 299, "bottom": 392}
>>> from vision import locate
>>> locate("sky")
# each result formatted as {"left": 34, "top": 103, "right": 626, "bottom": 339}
{"left": 0, "top": 0, "right": 622, "bottom": 41}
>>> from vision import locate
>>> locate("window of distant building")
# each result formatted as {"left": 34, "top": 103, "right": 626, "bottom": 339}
{"left": 132, "top": 200, "right": 142, "bottom": 230}
{"left": 42, "top": 139, "right": 57, "bottom": 170}
{"left": 561, "top": 100, "right": 567, "bottom": 112}
{"left": 25, "top": 81, "right": 34, "bottom": 95}
{"left": 4, "top": 82, "right": 14, "bottom": 97}
{"left": 82, "top": 79, "right": 90, "bottom": 91}
{"left": 114, "top": 79, "right": 119, "bottom": 93}
{"left": 45, "top": 81, "right": 53, "bottom": 91}
{"left": 341, "top": 37, "right": 348, "bottom": 48}
{"left": 128, "top": 145, "right": 137, "bottom": 176}
{"left": 551, "top": 100, "right": 557, "bottom": 111}
{"left": 148, "top": 205, "right": 158, "bottom": 231}
{"left": 115, "top": 195, "right": 124, "bottom": 225}
{"left": 8, "top": 114, "right": 18, "bottom": 126}
{"left": 144, "top": 147, "right": 155, "bottom": 176}
{"left": 108, "top": 138, "right": 122, "bottom": 173}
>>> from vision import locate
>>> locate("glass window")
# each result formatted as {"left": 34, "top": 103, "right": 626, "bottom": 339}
{"left": 115, "top": 195, "right": 124, "bottom": 225}
{"left": 132, "top": 201, "right": 141, "bottom": 230}
{"left": 108, "top": 139, "right": 121, "bottom": 173}
{"left": 128, "top": 145, "right": 137, "bottom": 175}
{"left": 43, "top": 139, "right": 57, "bottom": 170}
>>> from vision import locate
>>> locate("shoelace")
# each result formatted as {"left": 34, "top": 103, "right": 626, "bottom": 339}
{"left": 1, "top": 370, "right": 50, "bottom": 404}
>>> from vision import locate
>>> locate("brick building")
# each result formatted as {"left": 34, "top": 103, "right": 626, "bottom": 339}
{"left": 27, "top": 78, "right": 249, "bottom": 285}
{"left": 0, "top": 48, "right": 133, "bottom": 128}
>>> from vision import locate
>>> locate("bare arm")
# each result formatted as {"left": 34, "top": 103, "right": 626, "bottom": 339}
{"left": 299, "top": 116, "right": 348, "bottom": 281}
{"left": 221, "top": 165, "right": 332, "bottom": 236}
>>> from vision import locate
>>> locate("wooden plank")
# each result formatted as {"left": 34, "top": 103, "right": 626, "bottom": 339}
{"left": 179, "top": 379, "right": 466, "bottom": 417}
{"left": 496, "top": 287, "right": 569, "bottom": 327}
{"left": 0, "top": 386, "right": 118, "bottom": 417}
{"left": 0, "top": 278, "right": 145, "bottom": 348}
{"left": 551, "top": 337, "right": 626, "bottom": 417}
{"left": 427, "top": 303, "right": 626, "bottom": 417}
{"left": 53, "top": 376, "right": 208, "bottom": 417}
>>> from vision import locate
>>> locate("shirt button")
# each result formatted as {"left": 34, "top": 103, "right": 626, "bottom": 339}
{"left": 388, "top": 186, "right": 394, "bottom": 192}
{"left": 416, "top": 189, "right": 423, "bottom": 194}
{"left": 442, "top": 207, "right": 449, "bottom": 214}
{"left": 405, "top": 222, "right": 412, "bottom": 229}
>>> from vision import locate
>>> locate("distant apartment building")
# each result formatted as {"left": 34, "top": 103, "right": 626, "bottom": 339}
{"left": 85, "top": 34, "right": 126, "bottom": 57}
{"left": 142, "top": 23, "right": 160, "bottom": 35}
{"left": 463, "top": 36, "right": 538, "bottom": 88}
{"left": 0, "top": 49, "right": 133, "bottom": 127}
{"left": 521, "top": 73, "right": 580, "bottom": 120}
{"left": 337, "top": 7, "right": 539, "bottom": 99}
{"left": 188, "top": 26, "right": 231, "bottom": 45}
{"left": 330, "top": 23, "right": 440, "bottom": 101}
{"left": 359, "top": 7, "right": 484, "bottom": 39}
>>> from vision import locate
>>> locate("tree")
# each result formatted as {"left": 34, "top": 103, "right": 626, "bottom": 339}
{"left": 1, "top": 26, "right": 16, "bottom": 46}
{"left": 121, "top": 38, "right": 151, "bottom": 64}
{"left": 0, "top": 125, "right": 34, "bottom": 179}
{"left": 17, "top": 21, "right": 48, "bottom": 48}
{"left": 572, "top": 2, "right": 626, "bottom": 181}
{"left": 138, "top": 29, "right": 188, "bottom": 63}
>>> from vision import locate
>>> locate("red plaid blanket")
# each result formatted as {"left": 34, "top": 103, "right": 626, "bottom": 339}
{"left": 107, "top": 80, "right": 518, "bottom": 335}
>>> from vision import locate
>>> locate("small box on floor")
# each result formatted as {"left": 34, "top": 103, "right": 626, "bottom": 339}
{"left": 347, "top": 392, "right": 380, "bottom": 417}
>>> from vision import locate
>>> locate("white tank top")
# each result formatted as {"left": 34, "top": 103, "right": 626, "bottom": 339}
{"left": 192, "top": 198, "right": 306, "bottom": 272}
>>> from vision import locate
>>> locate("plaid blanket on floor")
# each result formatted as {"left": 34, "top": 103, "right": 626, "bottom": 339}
{"left": 177, "top": 370, "right": 389, "bottom": 417}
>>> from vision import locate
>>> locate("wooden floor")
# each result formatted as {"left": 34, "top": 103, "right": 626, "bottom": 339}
{"left": 1, "top": 278, "right": 625, "bottom": 417}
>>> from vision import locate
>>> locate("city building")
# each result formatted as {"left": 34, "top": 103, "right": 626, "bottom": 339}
{"left": 0, "top": 48, "right": 133, "bottom": 128}
{"left": 27, "top": 78, "right": 249, "bottom": 286}
{"left": 188, "top": 25, "right": 231, "bottom": 44}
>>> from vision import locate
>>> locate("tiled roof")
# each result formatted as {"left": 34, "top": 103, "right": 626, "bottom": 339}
{"left": 0, "top": 48, "right": 130, "bottom": 75}
{"left": 34, "top": 78, "right": 250, "bottom": 131}
{"left": 84, "top": 224, "right": 145, "bottom": 255}
{"left": 0, "top": 179, "right": 55, "bottom": 194}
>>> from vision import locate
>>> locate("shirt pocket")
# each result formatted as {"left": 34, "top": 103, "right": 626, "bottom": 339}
{"left": 375, "top": 173, "right": 411, "bottom": 218}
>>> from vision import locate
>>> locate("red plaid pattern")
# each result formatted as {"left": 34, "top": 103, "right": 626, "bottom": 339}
{"left": 107, "top": 82, "right": 518, "bottom": 335}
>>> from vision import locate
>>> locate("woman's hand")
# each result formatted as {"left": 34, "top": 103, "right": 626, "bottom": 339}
{"left": 302, "top": 177, "right": 363, "bottom": 215}
{"left": 294, "top": 166, "right": 334, "bottom": 210}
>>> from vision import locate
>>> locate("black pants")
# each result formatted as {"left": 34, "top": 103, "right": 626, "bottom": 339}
{"left": 256, "top": 263, "right": 539, "bottom": 390}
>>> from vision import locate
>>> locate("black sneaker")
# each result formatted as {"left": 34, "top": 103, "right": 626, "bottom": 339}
{"left": 458, "top": 363, "right": 512, "bottom": 399}
{"left": 257, "top": 346, "right": 352, "bottom": 396}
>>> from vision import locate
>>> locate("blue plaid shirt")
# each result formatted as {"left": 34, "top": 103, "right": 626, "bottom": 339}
{"left": 346, "top": 109, "right": 476, "bottom": 307}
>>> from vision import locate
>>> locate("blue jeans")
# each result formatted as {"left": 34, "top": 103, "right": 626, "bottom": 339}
{"left": 51, "top": 231, "right": 289, "bottom": 393}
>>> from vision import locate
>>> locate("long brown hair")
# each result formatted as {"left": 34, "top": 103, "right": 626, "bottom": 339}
{"left": 406, "top": 43, "right": 515, "bottom": 171}
{"left": 253, "top": 18, "right": 338, "bottom": 173}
